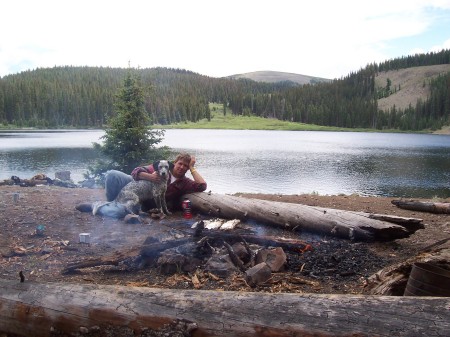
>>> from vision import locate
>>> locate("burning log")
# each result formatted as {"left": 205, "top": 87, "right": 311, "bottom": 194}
{"left": 392, "top": 199, "right": 450, "bottom": 214}
{"left": 185, "top": 192, "right": 424, "bottom": 241}
{"left": 0, "top": 279, "right": 449, "bottom": 337}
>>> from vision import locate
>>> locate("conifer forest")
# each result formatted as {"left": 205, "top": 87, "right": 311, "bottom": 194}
{"left": 0, "top": 49, "right": 449, "bottom": 131}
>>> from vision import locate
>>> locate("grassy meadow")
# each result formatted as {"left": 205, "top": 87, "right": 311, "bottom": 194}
{"left": 156, "top": 103, "right": 388, "bottom": 132}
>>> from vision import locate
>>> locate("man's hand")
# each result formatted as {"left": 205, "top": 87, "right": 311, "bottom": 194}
{"left": 138, "top": 171, "right": 162, "bottom": 182}
{"left": 189, "top": 156, "right": 197, "bottom": 170}
{"left": 150, "top": 171, "right": 162, "bottom": 182}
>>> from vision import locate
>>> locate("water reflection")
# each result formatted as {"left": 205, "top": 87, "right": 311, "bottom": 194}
{"left": 0, "top": 130, "right": 449, "bottom": 198}
{"left": 0, "top": 148, "right": 103, "bottom": 181}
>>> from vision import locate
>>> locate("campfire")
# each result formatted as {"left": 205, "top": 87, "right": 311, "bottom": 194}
{"left": 62, "top": 212, "right": 395, "bottom": 293}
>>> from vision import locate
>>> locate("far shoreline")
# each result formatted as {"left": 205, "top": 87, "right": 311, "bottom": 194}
{"left": 1, "top": 125, "right": 449, "bottom": 134}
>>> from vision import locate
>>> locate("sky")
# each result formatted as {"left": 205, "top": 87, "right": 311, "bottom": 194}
{"left": 1, "top": 0, "right": 450, "bottom": 80}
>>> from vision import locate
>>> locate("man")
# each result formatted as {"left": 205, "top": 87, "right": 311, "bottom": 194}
{"left": 105, "top": 152, "right": 207, "bottom": 211}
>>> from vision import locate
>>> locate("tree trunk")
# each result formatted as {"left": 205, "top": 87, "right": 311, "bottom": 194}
{"left": 0, "top": 279, "right": 448, "bottom": 337}
{"left": 392, "top": 199, "right": 450, "bottom": 214}
{"left": 185, "top": 193, "right": 423, "bottom": 241}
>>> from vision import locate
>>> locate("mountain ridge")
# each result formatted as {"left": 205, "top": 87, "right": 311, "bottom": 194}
{"left": 227, "top": 70, "right": 330, "bottom": 85}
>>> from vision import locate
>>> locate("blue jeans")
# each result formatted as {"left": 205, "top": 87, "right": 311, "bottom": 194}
{"left": 104, "top": 170, "right": 133, "bottom": 201}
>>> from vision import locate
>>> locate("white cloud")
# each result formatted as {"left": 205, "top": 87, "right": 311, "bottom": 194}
{"left": 1, "top": 0, "right": 450, "bottom": 78}
{"left": 430, "top": 38, "right": 450, "bottom": 51}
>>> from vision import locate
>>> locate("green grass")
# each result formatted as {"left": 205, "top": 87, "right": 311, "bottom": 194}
{"left": 156, "top": 103, "right": 375, "bottom": 132}
{"left": 1, "top": 102, "right": 434, "bottom": 133}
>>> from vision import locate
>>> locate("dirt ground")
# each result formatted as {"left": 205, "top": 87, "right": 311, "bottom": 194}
{"left": 0, "top": 184, "right": 449, "bottom": 297}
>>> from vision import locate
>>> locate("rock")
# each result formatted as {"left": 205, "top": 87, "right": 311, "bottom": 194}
{"left": 52, "top": 179, "right": 78, "bottom": 188}
{"left": 204, "top": 254, "right": 239, "bottom": 278}
{"left": 55, "top": 171, "right": 71, "bottom": 181}
{"left": 245, "top": 262, "right": 272, "bottom": 287}
{"left": 0, "top": 179, "right": 14, "bottom": 186}
{"left": 231, "top": 242, "right": 251, "bottom": 264}
{"left": 256, "top": 247, "right": 287, "bottom": 272}
{"left": 79, "top": 179, "right": 96, "bottom": 188}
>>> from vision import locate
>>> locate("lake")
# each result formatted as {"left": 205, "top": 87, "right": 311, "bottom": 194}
{"left": 0, "top": 129, "right": 449, "bottom": 198}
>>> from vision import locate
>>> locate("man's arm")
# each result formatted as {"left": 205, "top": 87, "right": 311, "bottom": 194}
{"left": 189, "top": 156, "right": 206, "bottom": 185}
{"left": 131, "top": 165, "right": 161, "bottom": 182}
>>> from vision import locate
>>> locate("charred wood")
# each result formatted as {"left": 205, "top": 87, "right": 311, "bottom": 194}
{"left": 192, "top": 219, "right": 310, "bottom": 252}
{"left": 223, "top": 241, "right": 246, "bottom": 272}
{"left": 62, "top": 239, "right": 191, "bottom": 273}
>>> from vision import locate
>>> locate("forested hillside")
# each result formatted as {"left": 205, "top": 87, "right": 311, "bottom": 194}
{"left": 0, "top": 49, "right": 449, "bottom": 131}
{"left": 229, "top": 50, "right": 450, "bottom": 130}
{"left": 0, "top": 67, "right": 289, "bottom": 128}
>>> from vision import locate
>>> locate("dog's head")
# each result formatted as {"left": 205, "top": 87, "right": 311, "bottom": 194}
{"left": 153, "top": 160, "right": 171, "bottom": 179}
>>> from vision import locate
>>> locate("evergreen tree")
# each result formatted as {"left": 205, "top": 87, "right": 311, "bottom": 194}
{"left": 90, "top": 68, "right": 169, "bottom": 179}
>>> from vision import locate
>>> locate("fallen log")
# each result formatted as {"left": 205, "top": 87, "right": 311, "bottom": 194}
{"left": 185, "top": 192, "right": 424, "bottom": 241}
{"left": 0, "top": 279, "right": 448, "bottom": 337}
{"left": 392, "top": 199, "right": 450, "bottom": 214}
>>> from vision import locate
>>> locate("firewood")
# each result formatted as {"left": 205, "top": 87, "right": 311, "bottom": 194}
{"left": 223, "top": 241, "right": 246, "bottom": 272}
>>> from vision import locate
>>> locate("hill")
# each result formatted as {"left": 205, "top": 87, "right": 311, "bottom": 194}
{"left": 376, "top": 64, "right": 450, "bottom": 111}
{"left": 230, "top": 65, "right": 450, "bottom": 115}
{"left": 227, "top": 70, "right": 330, "bottom": 85}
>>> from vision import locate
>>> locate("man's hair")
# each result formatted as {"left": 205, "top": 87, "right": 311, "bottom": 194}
{"left": 174, "top": 152, "right": 191, "bottom": 164}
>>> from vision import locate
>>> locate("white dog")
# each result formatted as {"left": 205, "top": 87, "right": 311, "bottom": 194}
{"left": 92, "top": 160, "right": 172, "bottom": 218}
{"left": 115, "top": 160, "right": 172, "bottom": 215}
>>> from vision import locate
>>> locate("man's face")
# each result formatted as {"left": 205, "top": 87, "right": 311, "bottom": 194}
{"left": 172, "top": 159, "right": 189, "bottom": 178}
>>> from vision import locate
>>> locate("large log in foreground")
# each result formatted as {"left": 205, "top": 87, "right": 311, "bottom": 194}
{"left": 186, "top": 193, "right": 423, "bottom": 241}
{"left": 0, "top": 279, "right": 449, "bottom": 337}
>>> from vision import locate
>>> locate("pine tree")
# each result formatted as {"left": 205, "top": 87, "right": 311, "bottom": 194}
{"left": 90, "top": 68, "right": 168, "bottom": 178}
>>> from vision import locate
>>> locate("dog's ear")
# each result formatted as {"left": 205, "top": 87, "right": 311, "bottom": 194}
{"left": 152, "top": 161, "right": 160, "bottom": 171}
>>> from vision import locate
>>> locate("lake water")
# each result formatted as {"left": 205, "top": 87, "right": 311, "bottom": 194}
{"left": 1, "top": 129, "right": 449, "bottom": 198}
